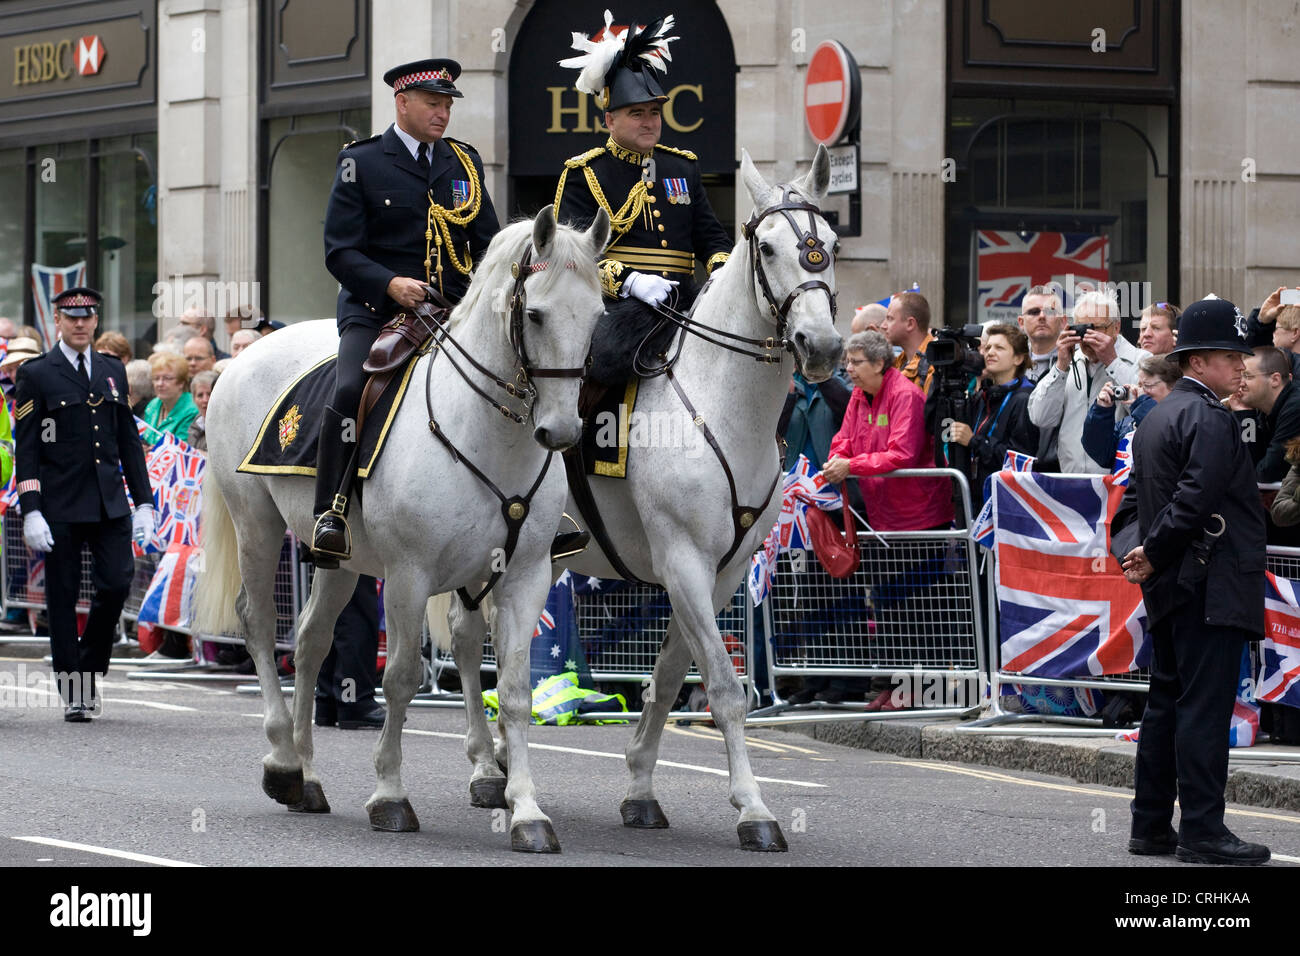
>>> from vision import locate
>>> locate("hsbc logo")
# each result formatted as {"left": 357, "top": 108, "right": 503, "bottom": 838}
{"left": 77, "top": 36, "right": 105, "bottom": 75}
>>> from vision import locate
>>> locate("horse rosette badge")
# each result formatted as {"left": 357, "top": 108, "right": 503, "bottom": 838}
{"left": 278, "top": 404, "right": 302, "bottom": 451}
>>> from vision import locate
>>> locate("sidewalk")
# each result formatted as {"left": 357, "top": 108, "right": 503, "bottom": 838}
{"left": 776, "top": 712, "right": 1300, "bottom": 813}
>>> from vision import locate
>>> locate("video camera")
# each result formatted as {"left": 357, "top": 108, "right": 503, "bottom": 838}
{"left": 925, "top": 323, "right": 986, "bottom": 378}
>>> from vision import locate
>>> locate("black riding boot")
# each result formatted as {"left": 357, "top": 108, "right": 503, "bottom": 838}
{"left": 311, "top": 404, "right": 355, "bottom": 568}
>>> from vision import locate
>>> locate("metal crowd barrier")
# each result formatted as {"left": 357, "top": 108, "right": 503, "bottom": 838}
{"left": 752, "top": 467, "right": 986, "bottom": 722}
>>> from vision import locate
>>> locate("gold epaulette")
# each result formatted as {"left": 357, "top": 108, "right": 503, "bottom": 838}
{"left": 598, "top": 258, "right": 626, "bottom": 297}
{"left": 655, "top": 144, "right": 697, "bottom": 160}
{"left": 564, "top": 147, "right": 606, "bottom": 168}
{"left": 707, "top": 251, "right": 730, "bottom": 274}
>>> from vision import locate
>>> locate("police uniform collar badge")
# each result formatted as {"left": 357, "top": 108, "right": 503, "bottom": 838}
{"left": 558, "top": 10, "right": 678, "bottom": 112}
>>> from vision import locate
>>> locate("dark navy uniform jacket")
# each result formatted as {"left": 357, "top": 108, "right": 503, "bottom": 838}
{"left": 554, "top": 137, "right": 732, "bottom": 302}
{"left": 323, "top": 124, "right": 500, "bottom": 329}
{"left": 1121, "top": 377, "right": 1267, "bottom": 632}
{"left": 14, "top": 348, "right": 150, "bottom": 523}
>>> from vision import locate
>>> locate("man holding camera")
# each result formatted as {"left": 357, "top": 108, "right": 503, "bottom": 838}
{"left": 1027, "top": 290, "right": 1147, "bottom": 473}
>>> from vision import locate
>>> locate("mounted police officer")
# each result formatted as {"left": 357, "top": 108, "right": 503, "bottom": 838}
{"left": 554, "top": 11, "right": 732, "bottom": 382}
{"left": 1116, "top": 296, "right": 1270, "bottom": 865}
{"left": 13, "top": 288, "right": 152, "bottom": 721}
{"left": 314, "top": 58, "right": 500, "bottom": 565}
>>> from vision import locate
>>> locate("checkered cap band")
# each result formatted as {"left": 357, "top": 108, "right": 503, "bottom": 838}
{"left": 59, "top": 294, "right": 98, "bottom": 308}
{"left": 395, "top": 69, "right": 453, "bottom": 92}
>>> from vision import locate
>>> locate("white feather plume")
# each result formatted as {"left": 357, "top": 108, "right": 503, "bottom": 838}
{"left": 633, "top": 14, "right": 678, "bottom": 73}
{"left": 557, "top": 9, "right": 627, "bottom": 97}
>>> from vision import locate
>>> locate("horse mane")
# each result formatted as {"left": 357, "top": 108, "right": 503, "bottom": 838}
{"left": 451, "top": 217, "right": 599, "bottom": 330}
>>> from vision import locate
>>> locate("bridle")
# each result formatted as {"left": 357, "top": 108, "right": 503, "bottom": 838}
{"left": 421, "top": 240, "right": 589, "bottom": 610}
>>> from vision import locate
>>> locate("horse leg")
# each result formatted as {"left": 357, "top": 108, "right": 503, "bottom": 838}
{"left": 365, "top": 573, "right": 425, "bottom": 832}
{"left": 449, "top": 593, "right": 507, "bottom": 810}
{"left": 285, "top": 567, "right": 360, "bottom": 814}
{"left": 620, "top": 614, "right": 693, "bottom": 829}
{"left": 661, "top": 560, "right": 787, "bottom": 852}
{"left": 494, "top": 562, "right": 561, "bottom": 853}
{"left": 235, "top": 521, "right": 301, "bottom": 806}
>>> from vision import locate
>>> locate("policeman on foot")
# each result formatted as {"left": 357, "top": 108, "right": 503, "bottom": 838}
{"left": 14, "top": 288, "right": 153, "bottom": 721}
{"left": 314, "top": 57, "right": 500, "bottom": 566}
{"left": 1118, "top": 296, "right": 1270, "bottom": 865}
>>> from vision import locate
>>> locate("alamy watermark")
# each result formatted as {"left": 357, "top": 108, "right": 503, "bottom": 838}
{"left": 592, "top": 404, "right": 705, "bottom": 458}
{"left": 0, "top": 664, "right": 100, "bottom": 712}
{"left": 151, "top": 274, "right": 261, "bottom": 324}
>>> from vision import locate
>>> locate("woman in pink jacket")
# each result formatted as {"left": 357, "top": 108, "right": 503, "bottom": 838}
{"left": 823, "top": 331, "right": 954, "bottom": 531}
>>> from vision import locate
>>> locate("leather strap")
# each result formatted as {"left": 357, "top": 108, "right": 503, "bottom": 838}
{"left": 561, "top": 444, "right": 653, "bottom": 586}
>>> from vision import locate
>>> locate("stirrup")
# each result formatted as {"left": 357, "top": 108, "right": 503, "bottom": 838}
{"left": 312, "top": 499, "right": 353, "bottom": 564}
{"left": 550, "top": 512, "right": 589, "bottom": 561}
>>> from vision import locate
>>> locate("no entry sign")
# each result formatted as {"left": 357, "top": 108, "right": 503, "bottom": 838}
{"left": 804, "top": 40, "right": 860, "bottom": 146}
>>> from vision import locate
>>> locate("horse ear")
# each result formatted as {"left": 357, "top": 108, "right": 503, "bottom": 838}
{"left": 533, "top": 204, "right": 557, "bottom": 257}
{"left": 795, "top": 144, "right": 831, "bottom": 204}
{"left": 740, "top": 149, "right": 772, "bottom": 211}
{"left": 587, "top": 207, "right": 611, "bottom": 256}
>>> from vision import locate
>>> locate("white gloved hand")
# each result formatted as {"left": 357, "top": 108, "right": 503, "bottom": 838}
{"left": 23, "top": 510, "right": 54, "bottom": 553}
{"left": 132, "top": 505, "right": 156, "bottom": 550}
{"left": 620, "top": 271, "right": 678, "bottom": 307}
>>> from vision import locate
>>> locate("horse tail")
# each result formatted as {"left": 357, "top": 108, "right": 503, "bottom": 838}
{"left": 195, "top": 473, "right": 243, "bottom": 636}
{"left": 426, "top": 590, "right": 495, "bottom": 653}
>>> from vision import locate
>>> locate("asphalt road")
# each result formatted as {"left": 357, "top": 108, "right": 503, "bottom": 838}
{"left": 2, "top": 655, "right": 1299, "bottom": 869}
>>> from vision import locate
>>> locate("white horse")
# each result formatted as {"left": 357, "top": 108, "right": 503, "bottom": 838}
{"left": 434, "top": 147, "right": 842, "bottom": 852}
{"left": 196, "top": 207, "right": 610, "bottom": 851}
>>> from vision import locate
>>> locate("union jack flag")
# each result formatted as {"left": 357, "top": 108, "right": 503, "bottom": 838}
{"left": 153, "top": 445, "right": 205, "bottom": 550}
{"left": 1003, "top": 450, "right": 1037, "bottom": 472}
{"left": 136, "top": 542, "right": 199, "bottom": 631}
{"left": 748, "top": 455, "right": 844, "bottom": 605}
{"left": 30, "top": 261, "right": 87, "bottom": 349}
{"left": 974, "top": 231, "right": 1108, "bottom": 325}
{"left": 1111, "top": 427, "right": 1134, "bottom": 486}
{"left": 988, "top": 471, "right": 1149, "bottom": 678}
{"left": 1260, "top": 572, "right": 1300, "bottom": 709}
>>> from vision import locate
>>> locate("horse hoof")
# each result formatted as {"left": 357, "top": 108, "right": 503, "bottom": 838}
{"left": 368, "top": 798, "right": 420, "bottom": 832}
{"left": 738, "top": 820, "right": 788, "bottom": 852}
{"left": 262, "top": 766, "right": 304, "bottom": 806}
{"left": 511, "top": 820, "right": 561, "bottom": 854}
{"left": 620, "top": 798, "right": 669, "bottom": 829}
{"left": 470, "top": 777, "right": 508, "bottom": 809}
{"left": 288, "top": 780, "right": 331, "bottom": 814}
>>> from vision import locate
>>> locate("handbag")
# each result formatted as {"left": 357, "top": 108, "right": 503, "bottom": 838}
{"left": 804, "top": 486, "right": 859, "bottom": 578}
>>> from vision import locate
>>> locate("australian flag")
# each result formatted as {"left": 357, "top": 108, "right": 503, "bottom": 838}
{"left": 988, "top": 471, "right": 1149, "bottom": 678}
{"left": 528, "top": 570, "right": 591, "bottom": 688}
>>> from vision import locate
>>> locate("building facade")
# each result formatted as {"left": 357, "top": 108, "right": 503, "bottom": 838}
{"left": 0, "top": 0, "right": 1295, "bottom": 352}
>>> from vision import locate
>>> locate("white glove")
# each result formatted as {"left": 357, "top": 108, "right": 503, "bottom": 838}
{"left": 620, "top": 271, "right": 678, "bottom": 307}
{"left": 132, "top": 505, "right": 156, "bottom": 550}
{"left": 23, "top": 510, "right": 54, "bottom": 553}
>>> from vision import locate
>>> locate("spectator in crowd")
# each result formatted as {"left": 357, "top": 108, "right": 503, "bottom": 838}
{"left": 0, "top": 317, "right": 17, "bottom": 338}
{"left": 946, "top": 324, "right": 1039, "bottom": 505}
{"left": 852, "top": 303, "right": 886, "bottom": 335}
{"left": 94, "top": 331, "right": 132, "bottom": 364}
{"left": 126, "top": 358, "right": 154, "bottom": 416}
{"left": 254, "top": 317, "right": 285, "bottom": 336}
{"left": 18, "top": 325, "right": 44, "bottom": 346}
{"left": 143, "top": 352, "right": 199, "bottom": 440}
{"left": 1262, "top": 304, "right": 1300, "bottom": 381}
{"left": 177, "top": 307, "right": 229, "bottom": 360}
{"left": 212, "top": 358, "right": 232, "bottom": 376}
{"left": 229, "top": 328, "right": 260, "bottom": 357}
{"left": 0, "top": 338, "right": 43, "bottom": 397}
{"left": 183, "top": 335, "right": 216, "bottom": 378}
{"left": 1016, "top": 284, "right": 1066, "bottom": 383}
{"left": 224, "top": 306, "right": 261, "bottom": 342}
{"left": 188, "top": 369, "right": 218, "bottom": 451}
{"left": 1028, "top": 290, "right": 1147, "bottom": 473}
{"left": 1240, "top": 345, "right": 1300, "bottom": 482}
{"left": 882, "top": 291, "right": 935, "bottom": 394}
{"left": 1083, "top": 354, "right": 1182, "bottom": 471}
{"left": 1243, "top": 285, "right": 1300, "bottom": 350}
{"left": 1137, "top": 302, "right": 1180, "bottom": 357}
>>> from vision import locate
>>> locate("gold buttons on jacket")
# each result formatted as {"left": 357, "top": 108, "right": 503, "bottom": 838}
{"left": 658, "top": 225, "right": 665, "bottom": 232}
{"left": 660, "top": 240, "right": 668, "bottom": 247}
{"left": 652, "top": 210, "right": 661, "bottom": 218}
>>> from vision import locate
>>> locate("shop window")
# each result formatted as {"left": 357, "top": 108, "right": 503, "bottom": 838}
{"left": 96, "top": 135, "right": 158, "bottom": 357}
{"left": 0, "top": 149, "right": 23, "bottom": 323}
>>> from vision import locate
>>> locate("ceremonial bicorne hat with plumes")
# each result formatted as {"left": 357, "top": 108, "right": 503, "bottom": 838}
{"left": 559, "top": 10, "right": 678, "bottom": 112}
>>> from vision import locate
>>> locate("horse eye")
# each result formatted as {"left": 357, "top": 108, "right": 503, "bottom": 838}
{"left": 759, "top": 242, "right": 774, "bottom": 257}
{"left": 832, "top": 240, "right": 841, "bottom": 257}
{"left": 527, "top": 309, "right": 543, "bottom": 325}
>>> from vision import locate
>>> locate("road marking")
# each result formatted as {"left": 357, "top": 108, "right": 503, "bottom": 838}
{"left": 668, "top": 725, "right": 822, "bottom": 755}
{"left": 870, "top": 759, "right": 1300, "bottom": 826}
{"left": 102, "top": 698, "right": 196, "bottom": 712}
{"left": 1273, "top": 852, "right": 1300, "bottom": 864}
{"left": 13, "top": 836, "right": 202, "bottom": 867}
{"left": 401, "top": 728, "right": 826, "bottom": 788}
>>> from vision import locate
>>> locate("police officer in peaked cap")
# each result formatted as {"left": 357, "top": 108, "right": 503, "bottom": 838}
{"left": 1116, "top": 296, "right": 1270, "bottom": 865}
{"left": 13, "top": 287, "right": 153, "bottom": 722}
{"left": 314, "top": 57, "right": 500, "bottom": 566}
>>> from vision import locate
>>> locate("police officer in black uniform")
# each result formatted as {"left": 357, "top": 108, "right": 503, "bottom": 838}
{"left": 1117, "top": 297, "right": 1270, "bottom": 865}
{"left": 14, "top": 288, "right": 153, "bottom": 722}
{"left": 554, "top": 12, "right": 732, "bottom": 370}
{"left": 313, "top": 57, "right": 500, "bottom": 565}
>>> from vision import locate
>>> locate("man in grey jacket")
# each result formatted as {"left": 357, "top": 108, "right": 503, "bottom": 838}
{"left": 1027, "top": 290, "right": 1148, "bottom": 473}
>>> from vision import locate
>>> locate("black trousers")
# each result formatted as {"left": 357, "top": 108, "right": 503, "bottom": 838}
{"left": 44, "top": 515, "right": 134, "bottom": 705}
{"left": 1131, "top": 592, "right": 1246, "bottom": 842}
{"left": 333, "top": 324, "right": 381, "bottom": 416}
{"left": 316, "top": 574, "right": 380, "bottom": 714}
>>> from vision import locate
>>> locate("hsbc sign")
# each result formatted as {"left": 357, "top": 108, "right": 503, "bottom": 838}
{"left": 13, "top": 35, "right": 106, "bottom": 86}
{"left": 77, "top": 36, "right": 106, "bottom": 76}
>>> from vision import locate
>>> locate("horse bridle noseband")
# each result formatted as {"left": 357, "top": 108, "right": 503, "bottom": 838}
{"left": 423, "top": 240, "right": 586, "bottom": 610}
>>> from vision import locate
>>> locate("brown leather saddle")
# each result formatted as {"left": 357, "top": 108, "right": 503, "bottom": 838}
{"left": 355, "top": 288, "right": 454, "bottom": 436}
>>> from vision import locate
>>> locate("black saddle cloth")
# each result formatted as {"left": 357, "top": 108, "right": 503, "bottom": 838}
{"left": 237, "top": 355, "right": 418, "bottom": 480}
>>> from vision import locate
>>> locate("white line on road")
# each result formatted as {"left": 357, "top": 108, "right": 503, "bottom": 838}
{"left": 1273, "top": 852, "right": 1300, "bottom": 864}
{"left": 101, "top": 698, "right": 197, "bottom": 712}
{"left": 13, "top": 836, "right": 202, "bottom": 867}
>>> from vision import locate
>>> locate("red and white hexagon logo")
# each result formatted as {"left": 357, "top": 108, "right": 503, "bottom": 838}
{"left": 76, "top": 36, "right": 105, "bottom": 76}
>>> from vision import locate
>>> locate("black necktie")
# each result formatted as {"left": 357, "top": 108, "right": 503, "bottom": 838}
{"left": 417, "top": 142, "right": 430, "bottom": 176}
{"left": 77, "top": 352, "right": 88, "bottom": 383}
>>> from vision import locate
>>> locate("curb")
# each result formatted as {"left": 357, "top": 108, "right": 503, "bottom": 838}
{"left": 776, "top": 716, "right": 1300, "bottom": 813}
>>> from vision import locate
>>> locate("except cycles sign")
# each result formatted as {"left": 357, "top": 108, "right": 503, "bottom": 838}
{"left": 803, "top": 40, "right": 860, "bottom": 146}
